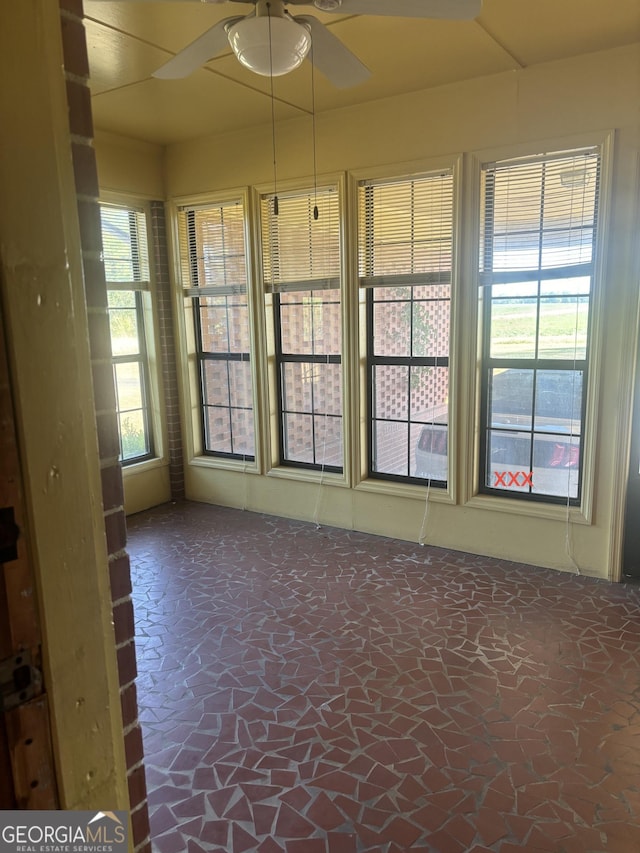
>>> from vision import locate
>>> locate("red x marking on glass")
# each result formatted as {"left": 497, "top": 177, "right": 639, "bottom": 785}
{"left": 494, "top": 471, "right": 533, "bottom": 487}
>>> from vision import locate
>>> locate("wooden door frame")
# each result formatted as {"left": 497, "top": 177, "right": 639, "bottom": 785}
{"left": 0, "top": 1, "right": 129, "bottom": 813}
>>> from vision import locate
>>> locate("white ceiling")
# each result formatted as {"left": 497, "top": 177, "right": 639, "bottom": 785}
{"left": 83, "top": 0, "right": 640, "bottom": 146}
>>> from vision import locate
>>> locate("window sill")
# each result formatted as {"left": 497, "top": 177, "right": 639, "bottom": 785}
{"left": 356, "top": 477, "right": 454, "bottom": 504}
{"left": 121, "top": 456, "right": 166, "bottom": 476}
{"left": 190, "top": 455, "right": 260, "bottom": 475}
{"left": 266, "top": 465, "right": 350, "bottom": 488}
{"left": 463, "top": 492, "right": 590, "bottom": 525}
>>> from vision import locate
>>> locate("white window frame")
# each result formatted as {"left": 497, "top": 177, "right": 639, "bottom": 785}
{"left": 462, "top": 132, "right": 614, "bottom": 524}
{"left": 255, "top": 174, "right": 351, "bottom": 486}
{"left": 359, "top": 169, "right": 455, "bottom": 489}
{"left": 350, "top": 157, "right": 461, "bottom": 504}
{"left": 183, "top": 199, "right": 255, "bottom": 461}
{"left": 170, "top": 188, "right": 262, "bottom": 475}
{"left": 100, "top": 196, "right": 164, "bottom": 469}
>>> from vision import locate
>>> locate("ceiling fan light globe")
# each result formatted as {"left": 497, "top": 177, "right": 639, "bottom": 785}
{"left": 227, "top": 16, "right": 311, "bottom": 77}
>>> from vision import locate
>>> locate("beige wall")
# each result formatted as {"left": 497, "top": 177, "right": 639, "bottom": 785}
{"left": 164, "top": 45, "right": 639, "bottom": 195}
{"left": 95, "top": 129, "right": 165, "bottom": 199}
{"left": 99, "top": 44, "right": 640, "bottom": 579}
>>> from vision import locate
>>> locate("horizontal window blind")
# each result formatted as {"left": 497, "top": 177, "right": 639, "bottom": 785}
{"left": 178, "top": 200, "right": 246, "bottom": 294}
{"left": 481, "top": 148, "right": 599, "bottom": 280}
{"left": 358, "top": 171, "right": 453, "bottom": 285}
{"left": 261, "top": 186, "right": 340, "bottom": 292}
{"left": 100, "top": 204, "right": 149, "bottom": 285}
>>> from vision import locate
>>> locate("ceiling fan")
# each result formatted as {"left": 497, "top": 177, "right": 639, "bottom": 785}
{"left": 93, "top": 0, "right": 482, "bottom": 88}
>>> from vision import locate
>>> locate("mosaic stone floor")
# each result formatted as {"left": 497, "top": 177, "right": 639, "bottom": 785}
{"left": 127, "top": 501, "right": 640, "bottom": 852}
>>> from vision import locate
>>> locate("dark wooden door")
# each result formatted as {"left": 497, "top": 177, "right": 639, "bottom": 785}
{"left": 0, "top": 307, "right": 57, "bottom": 808}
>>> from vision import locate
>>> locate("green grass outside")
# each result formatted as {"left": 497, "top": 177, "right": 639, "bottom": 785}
{"left": 491, "top": 301, "right": 588, "bottom": 359}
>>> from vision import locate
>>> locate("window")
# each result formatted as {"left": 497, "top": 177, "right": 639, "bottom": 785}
{"left": 261, "top": 186, "right": 343, "bottom": 472}
{"left": 178, "top": 200, "right": 254, "bottom": 459}
{"left": 358, "top": 171, "right": 453, "bottom": 485}
{"left": 100, "top": 203, "right": 154, "bottom": 463}
{"left": 479, "top": 148, "right": 600, "bottom": 503}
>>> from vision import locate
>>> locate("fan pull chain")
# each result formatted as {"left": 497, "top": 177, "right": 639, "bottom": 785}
{"left": 309, "top": 33, "right": 327, "bottom": 529}
{"left": 564, "top": 282, "right": 582, "bottom": 575}
{"left": 418, "top": 176, "right": 448, "bottom": 548}
{"left": 267, "top": 3, "right": 279, "bottom": 215}
{"left": 310, "top": 37, "right": 319, "bottom": 221}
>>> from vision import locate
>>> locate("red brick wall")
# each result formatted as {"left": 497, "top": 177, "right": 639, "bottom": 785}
{"left": 58, "top": 2, "right": 151, "bottom": 849}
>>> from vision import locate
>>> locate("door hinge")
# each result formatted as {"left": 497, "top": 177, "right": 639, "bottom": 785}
{"left": 0, "top": 650, "right": 42, "bottom": 712}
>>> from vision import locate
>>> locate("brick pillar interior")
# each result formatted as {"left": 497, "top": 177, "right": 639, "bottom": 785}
{"left": 150, "top": 201, "right": 185, "bottom": 501}
{"left": 58, "top": 2, "right": 151, "bottom": 849}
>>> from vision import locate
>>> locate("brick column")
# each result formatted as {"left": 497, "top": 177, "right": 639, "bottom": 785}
{"left": 58, "top": 2, "right": 151, "bottom": 850}
{"left": 150, "top": 202, "right": 185, "bottom": 501}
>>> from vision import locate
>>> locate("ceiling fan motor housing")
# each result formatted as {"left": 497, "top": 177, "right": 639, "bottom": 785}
{"left": 227, "top": 2, "right": 312, "bottom": 77}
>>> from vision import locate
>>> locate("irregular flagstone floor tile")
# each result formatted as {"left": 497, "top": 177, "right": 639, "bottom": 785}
{"left": 127, "top": 501, "right": 640, "bottom": 852}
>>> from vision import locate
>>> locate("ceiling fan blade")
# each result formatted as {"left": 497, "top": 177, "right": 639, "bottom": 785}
{"left": 295, "top": 15, "right": 370, "bottom": 89}
{"left": 152, "top": 16, "right": 242, "bottom": 79}
{"left": 321, "top": 0, "right": 481, "bottom": 20}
